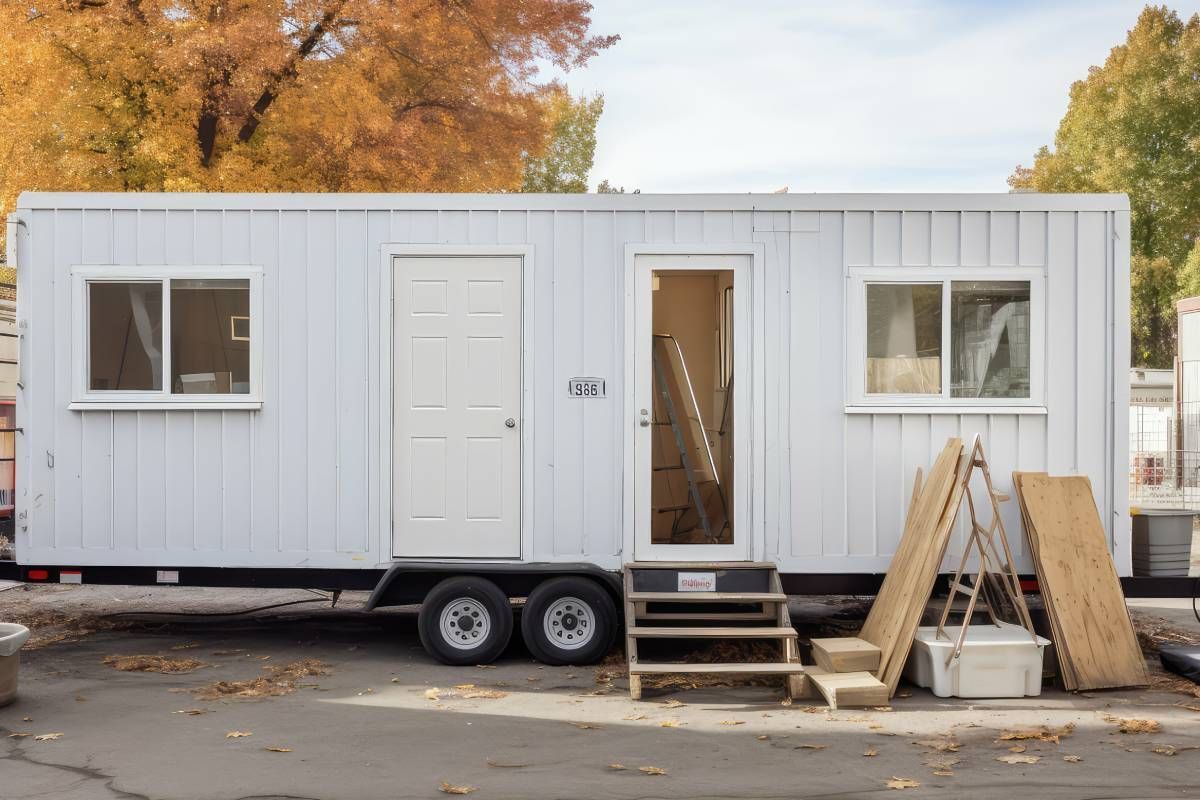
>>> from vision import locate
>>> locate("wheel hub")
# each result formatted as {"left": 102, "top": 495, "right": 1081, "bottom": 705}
{"left": 439, "top": 598, "right": 492, "bottom": 650}
{"left": 543, "top": 596, "right": 594, "bottom": 650}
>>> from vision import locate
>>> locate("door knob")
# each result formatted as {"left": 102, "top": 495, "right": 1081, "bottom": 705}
{"left": 505, "top": 418, "right": 516, "bottom": 428}
{"left": 639, "top": 408, "right": 651, "bottom": 427}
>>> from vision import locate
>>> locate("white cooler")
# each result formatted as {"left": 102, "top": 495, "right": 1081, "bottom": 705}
{"left": 904, "top": 622, "right": 1050, "bottom": 698}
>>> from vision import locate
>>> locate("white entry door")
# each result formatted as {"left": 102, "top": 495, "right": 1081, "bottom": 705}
{"left": 392, "top": 256, "right": 522, "bottom": 558}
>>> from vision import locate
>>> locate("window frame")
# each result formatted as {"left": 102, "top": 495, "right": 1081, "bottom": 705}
{"left": 70, "top": 265, "right": 264, "bottom": 410}
{"left": 847, "top": 266, "right": 1045, "bottom": 411}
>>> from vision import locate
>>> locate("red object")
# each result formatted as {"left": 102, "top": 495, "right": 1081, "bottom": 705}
{"left": 1019, "top": 579, "right": 1040, "bottom": 593}
{"left": 26, "top": 569, "right": 48, "bottom": 581}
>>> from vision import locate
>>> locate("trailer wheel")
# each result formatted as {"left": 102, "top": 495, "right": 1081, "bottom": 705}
{"left": 521, "top": 576, "right": 617, "bottom": 666}
{"left": 418, "top": 577, "right": 513, "bottom": 666}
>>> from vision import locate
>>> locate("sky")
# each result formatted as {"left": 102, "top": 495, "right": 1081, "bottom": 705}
{"left": 550, "top": 0, "right": 1200, "bottom": 193}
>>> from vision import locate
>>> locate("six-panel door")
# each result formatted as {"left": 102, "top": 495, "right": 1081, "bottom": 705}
{"left": 392, "top": 256, "right": 522, "bottom": 558}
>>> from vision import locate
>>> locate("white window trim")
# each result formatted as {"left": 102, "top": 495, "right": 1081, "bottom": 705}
{"left": 846, "top": 266, "right": 1045, "bottom": 410}
{"left": 69, "top": 265, "right": 264, "bottom": 410}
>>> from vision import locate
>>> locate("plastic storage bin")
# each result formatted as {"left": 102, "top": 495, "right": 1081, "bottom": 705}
{"left": 904, "top": 622, "right": 1050, "bottom": 698}
{"left": 0, "top": 623, "right": 31, "bottom": 707}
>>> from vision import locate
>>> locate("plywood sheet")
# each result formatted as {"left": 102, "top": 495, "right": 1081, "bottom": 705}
{"left": 1016, "top": 474, "right": 1147, "bottom": 690}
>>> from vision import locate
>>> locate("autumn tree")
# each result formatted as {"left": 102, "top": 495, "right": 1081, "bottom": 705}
{"left": 521, "top": 89, "right": 603, "bottom": 193}
{"left": 0, "top": 0, "right": 616, "bottom": 243}
{"left": 1010, "top": 5, "right": 1200, "bottom": 367}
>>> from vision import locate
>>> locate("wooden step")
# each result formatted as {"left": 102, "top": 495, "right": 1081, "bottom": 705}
{"left": 629, "top": 662, "right": 806, "bottom": 675}
{"left": 628, "top": 626, "right": 797, "bottom": 639}
{"left": 810, "top": 637, "right": 881, "bottom": 673}
{"left": 625, "top": 561, "right": 779, "bottom": 570}
{"left": 806, "top": 666, "right": 888, "bottom": 710}
{"left": 626, "top": 591, "right": 786, "bottom": 603}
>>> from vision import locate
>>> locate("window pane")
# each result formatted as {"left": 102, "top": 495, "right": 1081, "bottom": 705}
{"left": 170, "top": 279, "right": 251, "bottom": 394}
{"left": 89, "top": 281, "right": 163, "bottom": 391}
{"left": 865, "top": 283, "right": 942, "bottom": 394}
{"left": 950, "top": 281, "right": 1031, "bottom": 398}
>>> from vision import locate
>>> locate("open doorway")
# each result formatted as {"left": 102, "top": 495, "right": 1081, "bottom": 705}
{"left": 649, "top": 270, "right": 735, "bottom": 547}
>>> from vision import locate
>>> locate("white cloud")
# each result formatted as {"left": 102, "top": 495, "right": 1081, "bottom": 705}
{"left": 552, "top": 0, "right": 1200, "bottom": 192}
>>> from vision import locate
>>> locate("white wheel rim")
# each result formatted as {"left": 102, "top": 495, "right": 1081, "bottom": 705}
{"left": 439, "top": 598, "right": 492, "bottom": 650}
{"left": 542, "top": 596, "right": 595, "bottom": 651}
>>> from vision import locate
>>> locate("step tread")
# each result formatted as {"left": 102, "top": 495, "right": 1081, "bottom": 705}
{"left": 630, "top": 662, "right": 806, "bottom": 675}
{"left": 625, "top": 562, "right": 779, "bottom": 570}
{"left": 628, "top": 626, "right": 797, "bottom": 638}
{"left": 626, "top": 591, "right": 787, "bottom": 603}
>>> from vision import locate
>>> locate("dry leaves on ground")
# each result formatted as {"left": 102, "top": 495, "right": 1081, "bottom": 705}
{"left": 997, "top": 723, "right": 1075, "bottom": 744}
{"left": 795, "top": 743, "right": 827, "bottom": 751}
{"left": 103, "top": 655, "right": 205, "bottom": 674}
{"left": 424, "top": 686, "right": 508, "bottom": 701}
{"left": 719, "top": 720, "right": 744, "bottom": 726}
{"left": 225, "top": 731, "right": 252, "bottom": 739}
{"left": 485, "top": 759, "right": 528, "bottom": 768}
{"left": 570, "top": 722, "right": 601, "bottom": 730}
{"left": 912, "top": 737, "right": 960, "bottom": 753}
{"left": 33, "top": 733, "right": 62, "bottom": 742}
{"left": 438, "top": 782, "right": 477, "bottom": 795}
{"left": 622, "top": 713, "right": 646, "bottom": 721}
{"left": 1152, "top": 744, "right": 1200, "bottom": 756}
{"left": 885, "top": 777, "right": 920, "bottom": 789}
{"left": 1103, "top": 715, "right": 1161, "bottom": 734}
{"left": 1063, "top": 755, "right": 1082, "bottom": 763}
{"left": 638, "top": 766, "right": 667, "bottom": 775}
{"left": 172, "top": 709, "right": 206, "bottom": 716}
{"left": 264, "top": 746, "right": 291, "bottom": 753}
{"left": 863, "top": 747, "right": 878, "bottom": 757}
{"left": 996, "top": 754, "right": 1040, "bottom": 765}
{"left": 8, "top": 733, "right": 31, "bottom": 738}
{"left": 192, "top": 659, "right": 329, "bottom": 701}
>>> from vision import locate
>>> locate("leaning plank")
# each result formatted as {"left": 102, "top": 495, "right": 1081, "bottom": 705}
{"left": 810, "top": 637, "right": 881, "bottom": 673}
{"left": 806, "top": 666, "right": 889, "bottom": 710}
{"left": 1015, "top": 474, "right": 1148, "bottom": 690}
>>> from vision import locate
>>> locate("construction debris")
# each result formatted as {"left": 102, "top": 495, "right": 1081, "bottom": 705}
{"left": 103, "top": 655, "right": 206, "bottom": 674}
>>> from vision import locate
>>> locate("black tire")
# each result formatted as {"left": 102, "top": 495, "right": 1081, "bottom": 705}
{"left": 418, "top": 576, "right": 514, "bottom": 666}
{"left": 520, "top": 576, "right": 618, "bottom": 666}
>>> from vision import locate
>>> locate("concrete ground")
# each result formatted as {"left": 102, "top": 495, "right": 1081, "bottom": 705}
{"left": 1, "top": 585, "right": 1198, "bottom": 800}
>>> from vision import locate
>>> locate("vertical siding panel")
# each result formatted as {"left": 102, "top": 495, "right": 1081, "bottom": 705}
{"left": 191, "top": 211, "right": 225, "bottom": 551}
{"left": 702, "top": 210, "right": 735, "bottom": 241}
{"left": 366, "top": 210, "right": 390, "bottom": 558}
{"left": 80, "top": 210, "right": 113, "bottom": 549}
{"left": 930, "top": 211, "right": 960, "bottom": 266}
{"left": 390, "top": 209, "right": 414, "bottom": 243}
{"left": 757, "top": 220, "right": 788, "bottom": 558}
{"left": 497, "top": 211, "right": 526, "bottom": 244}
{"left": 111, "top": 217, "right": 140, "bottom": 553}
{"left": 614, "top": 211, "right": 643, "bottom": 554}
{"left": 1046, "top": 212, "right": 1077, "bottom": 473}
{"left": 278, "top": 211, "right": 308, "bottom": 550}
{"left": 136, "top": 412, "right": 166, "bottom": 550}
{"left": 250, "top": 211, "right": 281, "bottom": 554}
{"left": 336, "top": 210, "right": 368, "bottom": 552}
{"left": 956, "top": 415, "right": 990, "bottom": 559}
{"left": 872, "top": 211, "right": 901, "bottom": 266}
{"left": 582, "top": 211, "right": 616, "bottom": 556}
{"left": 438, "top": 210, "right": 469, "bottom": 243}
{"left": 552, "top": 211, "right": 584, "bottom": 556}
{"left": 28, "top": 211, "right": 55, "bottom": 549}
{"left": 819, "top": 212, "right": 846, "bottom": 556}
{"left": 223, "top": 210, "right": 251, "bottom": 264}
{"left": 790, "top": 231, "right": 821, "bottom": 556}
{"left": 844, "top": 211, "right": 871, "bottom": 266}
{"left": 53, "top": 210, "right": 84, "bottom": 551}
{"left": 901, "top": 211, "right": 931, "bottom": 266}
{"left": 468, "top": 209, "right": 499, "bottom": 244}
{"left": 410, "top": 210, "right": 437, "bottom": 242}
{"left": 985, "top": 415, "right": 1024, "bottom": 562}
{"left": 989, "top": 211, "right": 1019, "bottom": 265}
{"left": 873, "top": 415, "right": 903, "bottom": 555}
{"left": 1018, "top": 211, "right": 1047, "bottom": 266}
{"left": 899, "top": 413, "right": 932, "bottom": 546}
{"left": 194, "top": 210, "right": 222, "bottom": 263}
{"left": 113, "top": 210, "right": 137, "bottom": 267}
{"left": 307, "top": 211, "right": 338, "bottom": 551}
{"left": 528, "top": 211, "right": 555, "bottom": 557}
{"left": 164, "top": 210, "right": 196, "bottom": 551}
{"left": 732, "top": 211, "right": 753, "bottom": 241}
{"left": 138, "top": 210, "right": 166, "bottom": 264}
{"left": 647, "top": 211, "right": 674, "bottom": 243}
{"left": 1076, "top": 212, "right": 1108, "bottom": 532}
{"left": 846, "top": 416, "right": 875, "bottom": 554}
{"left": 221, "top": 412, "right": 252, "bottom": 552}
{"left": 675, "top": 210, "right": 703, "bottom": 242}
{"left": 960, "top": 211, "right": 989, "bottom": 266}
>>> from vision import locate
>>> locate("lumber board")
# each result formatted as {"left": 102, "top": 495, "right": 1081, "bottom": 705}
{"left": 627, "top": 626, "right": 797, "bottom": 639}
{"left": 810, "top": 637, "right": 881, "bottom": 673}
{"left": 1015, "top": 474, "right": 1148, "bottom": 690}
{"left": 625, "top": 591, "right": 786, "bottom": 603}
{"left": 805, "top": 666, "right": 889, "bottom": 710}
{"left": 629, "top": 662, "right": 806, "bottom": 675}
{"left": 859, "top": 438, "right": 967, "bottom": 695}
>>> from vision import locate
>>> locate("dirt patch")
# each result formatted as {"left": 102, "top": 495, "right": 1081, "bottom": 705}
{"left": 1132, "top": 612, "right": 1200, "bottom": 654}
{"left": 103, "top": 654, "right": 207, "bottom": 674}
{"left": 595, "top": 640, "right": 789, "bottom": 691}
{"left": 6, "top": 607, "right": 130, "bottom": 650}
{"left": 191, "top": 658, "right": 330, "bottom": 700}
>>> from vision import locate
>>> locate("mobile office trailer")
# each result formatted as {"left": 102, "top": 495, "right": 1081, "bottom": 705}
{"left": 4, "top": 192, "right": 1130, "bottom": 665}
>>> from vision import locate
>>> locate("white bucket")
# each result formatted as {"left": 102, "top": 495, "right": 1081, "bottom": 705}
{"left": 0, "top": 623, "right": 31, "bottom": 707}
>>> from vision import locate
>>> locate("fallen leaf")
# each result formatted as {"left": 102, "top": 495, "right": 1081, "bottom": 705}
{"left": 264, "top": 747, "right": 291, "bottom": 753}
{"left": 390, "top": 677, "right": 401, "bottom": 683}
{"left": 662, "top": 699, "right": 685, "bottom": 708}
{"left": 912, "top": 738, "right": 960, "bottom": 753}
{"left": 863, "top": 747, "right": 878, "bottom": 757}
{"left": 718, "top": 720, "right": 744, "bottom": 726}
{"left": 757, "top": 735, "right": 770, "bottom": 741}
{"left": 33, "top": 733, "right": 63, "bottom": 742}
{"left": 424, "top": 688, "right": 442, "bottom": 701}
{"left": 453, "top": 684, "right": 476, "bottom": 690}
{"left": 869, "top": 724, "right": 884, "bottom": 730}
{"left": 172, "top": 709, "right": 206, "bottom": 716}
{"left": 1008, "top": 744, "right": 1027, "bottom": 753}
{"left": 800, "top": 706, "right": 825, "bottom": 714}
{"left": 570, "top": 722, "right": 601, "bottom": 730}
{"left": 896, "top": 691, "right": 913, "bottom": 698}
{"left": 622, "top": 713, "right": 646, "bottom": 721}
{"left": 225, "top": 731, "right": 253, "bottom": 739}
{"left": 1063, "top": 755, "right": 1082, "bottom": 763}
{"left": 485, "top": 759, "right": 529, "bottom": 768}
{"left": 460, "top": 689, "right": 507, "bottom": 700}
{"left": 872, "top": 706, "right": 893, "bottom": 712}
{"left": 8, "top": 733, "right": 31, "bottom": 738}
{"left": 475, "top": 664, "right": 496, "bottom": 669}
{"left": 932, "top": 769, "right": 954, "bottom": 777}
{"left": 638, "top": 766, "right": 667, "bottom": 775}
{"left": 998, "top": 724, "right": 1075, "bottom": 744}
{"left": 607, "top": 763, "right": 627, "bottom": 771}
{"left": 659, "top": 720, "right": 683, "bottom": 728}
{"left": 885, "top": 777, "right": 920, "bottom": 789}
{"left": 21, "top": 717, "right": 31, "bottom": 722}
{"left": 780, "top": 696, "right": 793, "bottom": 707}
{"left": 357, "top": 688, "right": 375, "bottom": 696}
{"left": 1103, "top": 716, "right": 1160, "bottom": 735}
{"left": 795, "top": 743, "right": 827, "bottom": 750}
{"left": 526, "top": 677, "right": 541, "bottom": 682}
{"left": 103, "top": 655, "right": 205, "bottom": 674}
{"left": 996, "top": 754, "right": 1040, "bottom": 764}
{"left": 438, "top": 782, "right": 477, "bottom": 795}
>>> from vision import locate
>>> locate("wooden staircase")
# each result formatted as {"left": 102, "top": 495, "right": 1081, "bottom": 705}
{"left": 622, "top": 562, "right": 806, "bottom": 700}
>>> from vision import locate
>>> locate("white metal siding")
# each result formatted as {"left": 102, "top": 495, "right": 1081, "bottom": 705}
{"left": 12, "top": 194, "right": 1129, "bottom": 574}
